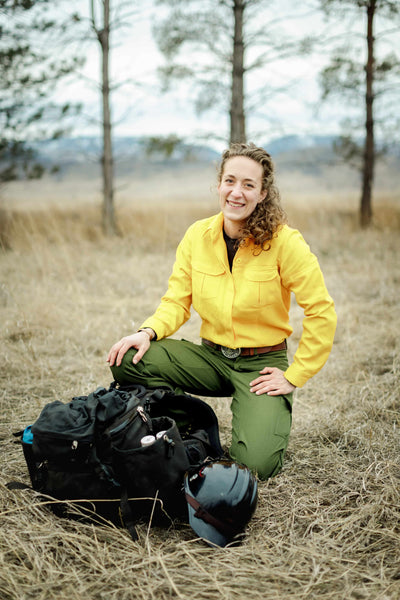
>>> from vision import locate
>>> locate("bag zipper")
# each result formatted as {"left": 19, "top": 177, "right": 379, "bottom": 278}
{"left": 137, "top": 406, "right": 150, "bottom": 424}
{"left": 107, "top": 404, "right": 153, "bottom": 437}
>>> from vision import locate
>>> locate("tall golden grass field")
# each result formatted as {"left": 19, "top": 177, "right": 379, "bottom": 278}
{"left": 0, "top": 167, "right": 400, "bottom": 600}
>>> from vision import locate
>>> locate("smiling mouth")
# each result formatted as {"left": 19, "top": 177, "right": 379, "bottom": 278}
{"left": 227, "top": 199, "right": 245, "bottom": 208}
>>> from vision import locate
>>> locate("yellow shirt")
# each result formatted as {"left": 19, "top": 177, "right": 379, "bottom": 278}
{"left": 141, "top": 212, "right": 337, "bottom": 388}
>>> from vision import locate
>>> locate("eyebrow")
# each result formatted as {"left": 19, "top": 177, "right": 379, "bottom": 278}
{"left": 224, "top": 173, "right": 257, "bottom": 184}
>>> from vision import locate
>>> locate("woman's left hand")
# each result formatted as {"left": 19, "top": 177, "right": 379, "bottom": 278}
{"left": 250, "top": 366, "right": 296, "bottom": 396}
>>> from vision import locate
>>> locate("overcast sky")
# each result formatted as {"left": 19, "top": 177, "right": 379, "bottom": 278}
{"left": 50, "top": 1, "right": 380, "bottom": 150}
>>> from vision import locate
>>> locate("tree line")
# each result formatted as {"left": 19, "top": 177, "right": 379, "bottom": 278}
{"left": 1, "top": 0, "right": 399, "bottom": 232}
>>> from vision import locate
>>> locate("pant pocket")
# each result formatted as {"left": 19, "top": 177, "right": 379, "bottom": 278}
{"left": 273, "top": 395, "right": 292, "bottom": 439}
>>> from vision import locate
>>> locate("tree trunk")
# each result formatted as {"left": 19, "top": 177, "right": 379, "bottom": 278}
{"left": 360, "top": 0, "right": 375, "bottom": 228}
{"left": 94, "top": 0, "right": 117, "bottom": 236}
{"left": 230, "top": 0, "right": 246, "bottom": 144}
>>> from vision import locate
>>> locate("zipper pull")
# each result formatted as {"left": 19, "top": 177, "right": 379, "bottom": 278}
{"left": 137, "top": 406, "right": 149, "bottom": 423}
{"left": 164, "top": 435, "right": 175, "bottom": 457}
{"left": 71, "top": 440, "right": 78, "bottom": 450}
{"left": 137, "top": 406, "right": 153, "bottom": 433}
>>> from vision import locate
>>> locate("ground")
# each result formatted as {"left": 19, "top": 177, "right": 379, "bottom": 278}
{"left": 0, "top": 176, "right": 399, "bottom": 599}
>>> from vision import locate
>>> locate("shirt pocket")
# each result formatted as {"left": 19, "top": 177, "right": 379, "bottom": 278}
{"left": 243, "top": 266, "right": 281, "bottom": 306}
{"left": 192, "top": 261, "right": 226, "bottom": 299}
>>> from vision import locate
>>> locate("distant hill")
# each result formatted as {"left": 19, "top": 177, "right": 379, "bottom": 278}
{"left": 33, "top": 133, "right": 337, "bottom": 166}
{"left": 264, "top": 134, "right": 337, "bottom": 155}
{"left": 30, "top": 134, "right": 342, "bottom": 179}
{"left": 5, "top": 133, "right": 399, "bottom": 207}
{"left": 32, "top": 136, "right": 220, "bottom": 175}
{"left": 29, "top": 134, "right": 399, "bottom": 189}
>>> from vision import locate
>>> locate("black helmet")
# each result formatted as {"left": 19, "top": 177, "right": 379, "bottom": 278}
{"left": 184, "top": 459, "right": 258, "bottom": 547}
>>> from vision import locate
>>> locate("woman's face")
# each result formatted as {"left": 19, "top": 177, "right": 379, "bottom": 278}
{"left": 218, "top": 156, "right": 267, "bottom": 237}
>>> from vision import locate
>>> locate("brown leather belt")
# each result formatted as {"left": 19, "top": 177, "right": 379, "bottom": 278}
{"left": 202, "top": 338, "right": 287, "bottom": 358}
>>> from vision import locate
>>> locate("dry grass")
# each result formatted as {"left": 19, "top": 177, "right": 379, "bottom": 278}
{"left": 1, "top": 189, "right": 400, "bottom": 599}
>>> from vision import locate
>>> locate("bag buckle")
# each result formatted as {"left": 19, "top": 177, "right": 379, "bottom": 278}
{"left": 221, "top": 346, "right": 241, "bottom": 359}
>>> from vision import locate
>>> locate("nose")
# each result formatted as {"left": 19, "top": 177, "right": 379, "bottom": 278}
{"left": 230, "top": 183, "right": 243, "bottom": 198}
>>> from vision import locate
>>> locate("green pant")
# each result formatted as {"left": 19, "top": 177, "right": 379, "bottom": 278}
{"left": 110, "top": 339, "right": 292, "bottom": 480}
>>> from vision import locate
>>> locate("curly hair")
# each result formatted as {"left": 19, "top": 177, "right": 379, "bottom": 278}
{"left": 217, "top": 142, "right": 287, "bottom": 252}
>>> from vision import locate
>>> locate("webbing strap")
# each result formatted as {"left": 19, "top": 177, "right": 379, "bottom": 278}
{"left": 185, "top": 493, "right": 236, "bottom": 539}
{"left": 119, "top": 488, "right": 139, "bottom": 541}
{"left": 6, "top": 481, "right": 31, "bottom": 491}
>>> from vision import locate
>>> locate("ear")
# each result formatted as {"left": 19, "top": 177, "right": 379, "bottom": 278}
{"left": 258, "top": 189, "right": 268, "bottom": 203}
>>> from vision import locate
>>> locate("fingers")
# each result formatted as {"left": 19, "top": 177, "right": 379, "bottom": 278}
{"left": 258, "top": 366, "right": 274, "bottom": 375}
{"left": 106, "top": 345, "right": 118, "bottom": 366}
{"left": 107, "top": 333, "right": 151, "bottom": 367}
{"left": 107, "top": 340, "right": 129, "bottom": 367}
{"left": 132, "top": 344, "right": 147, "bottom": 365}
{"left": 250, "top": 367, "right": 295, "bottom": 396}
{"left": 250, "top": 379, "right": 291, "bottom": 396}
{"left": 249, "top": 378, "right": 278, "bottom": 396}
{"left": 249, "top": 367, "right": 277, "bottom": 390}
{"left": 107, "top": 337, "right": 132, "bottom": 367}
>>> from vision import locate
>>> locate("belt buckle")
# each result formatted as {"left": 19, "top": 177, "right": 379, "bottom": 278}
{"left": 221, "top": 346, "right": 241, "bottom": 359}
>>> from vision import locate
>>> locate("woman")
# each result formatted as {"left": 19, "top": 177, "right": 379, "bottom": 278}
{"left": 107, "top": 143, "right": 337, "bottom": 480}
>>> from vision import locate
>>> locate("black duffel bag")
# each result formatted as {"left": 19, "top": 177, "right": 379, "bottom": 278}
{"left": 11, "top": 383, "right": 224, "bottom": 539}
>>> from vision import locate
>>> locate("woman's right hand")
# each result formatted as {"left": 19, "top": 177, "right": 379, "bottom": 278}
{"left": 107, "top": 331, "right": 152, "bottom": 367}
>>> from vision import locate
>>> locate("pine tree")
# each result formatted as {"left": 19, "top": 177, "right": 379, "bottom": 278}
{"left": 154, "top": 0, "right": 305, "bottom": 145}
{"left": 320, "top": 0, "right": 400, "bottom": 227}
{"left": 0, "top": 0, "right": 83, "bottom": 185}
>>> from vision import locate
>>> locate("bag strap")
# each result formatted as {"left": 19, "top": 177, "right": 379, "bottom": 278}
{"left": 119, "top": 488, "right": 139, "bottom": 541}
{"left": 185, "top": 492, "right": 237, "bottom": 540}
{"left": 110, "top": 381, "right": 148, "bottom": 399}
{"left": 189, "top": 430, "right": 221, "bottom": 454}
{"left": 6, "top": 481, "right": 32, "bottom": 491}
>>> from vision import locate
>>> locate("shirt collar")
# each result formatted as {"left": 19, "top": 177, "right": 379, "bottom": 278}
{"left": 204, "top": 212, "right": 224, "bottom": 242}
